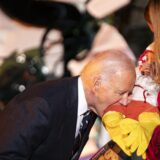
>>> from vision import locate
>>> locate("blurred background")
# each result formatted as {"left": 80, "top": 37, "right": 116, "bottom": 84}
{"left": 0, "top": 0, "right": 152, "bottom": 159}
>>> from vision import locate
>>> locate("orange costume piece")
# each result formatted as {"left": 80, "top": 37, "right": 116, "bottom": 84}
{"left": 104, "top": 100, "right": 159, "bottom": 121}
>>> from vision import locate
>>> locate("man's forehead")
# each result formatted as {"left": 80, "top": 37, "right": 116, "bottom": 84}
{"left": 114, "top": 76, "right": 134, "bottom": 90}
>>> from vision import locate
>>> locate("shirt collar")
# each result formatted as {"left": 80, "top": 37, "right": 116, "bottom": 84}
{"left": 78, "top": 77, "right": 88, "bottom": 116}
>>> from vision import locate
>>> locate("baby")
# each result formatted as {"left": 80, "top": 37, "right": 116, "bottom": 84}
{"left": 102, "top": 66, "right": 160, "bottom": 159}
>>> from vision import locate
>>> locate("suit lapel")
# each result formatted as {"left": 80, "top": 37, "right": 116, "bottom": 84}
{"left": 61, "top": 76, "right": 79, "bottom": 159}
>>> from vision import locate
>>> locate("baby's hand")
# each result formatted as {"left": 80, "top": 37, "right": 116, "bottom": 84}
{"left": 140, "top": 62, "right": 151, "bottom": 75}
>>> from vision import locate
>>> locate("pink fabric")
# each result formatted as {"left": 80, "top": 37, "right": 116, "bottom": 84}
{"left": 157, "top": 92, "right": 160, "bottom": 111}
{"left": 147, "top": 125, "right": 160, "bottom": 160}
{"left": 147, "top": 93, "right": 160, "bottom": 159}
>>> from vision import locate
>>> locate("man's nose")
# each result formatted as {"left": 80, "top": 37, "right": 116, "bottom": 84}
{"left": 119, "top": 94, "right": 131, "bottom": 106}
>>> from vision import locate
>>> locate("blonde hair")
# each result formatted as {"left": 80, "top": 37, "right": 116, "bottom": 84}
{"left": 145, "top": 0, "right": 160, "bottom": 84}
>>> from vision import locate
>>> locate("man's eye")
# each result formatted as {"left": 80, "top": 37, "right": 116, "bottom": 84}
{"left": 128, "top": 92, "right": 133, "bottom": 96}
{"left": 118, "top": 92, "right": 126, "bottom": 95}
{"left": 118, "top": 91, "right": 132, "bottom": 96}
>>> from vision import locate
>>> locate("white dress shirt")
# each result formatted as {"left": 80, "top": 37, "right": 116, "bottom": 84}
{"left": 75, "top": 77, "right": 89, "bottom": 137}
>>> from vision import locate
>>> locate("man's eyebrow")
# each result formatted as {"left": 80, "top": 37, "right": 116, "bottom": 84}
{"left": 117, "top": 90, "right": 132, "bottom": 94}
{"left": 117, "top": 89, "right": 127, "bottom": 92}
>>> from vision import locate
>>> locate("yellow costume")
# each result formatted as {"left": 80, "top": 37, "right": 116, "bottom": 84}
{"left": 102, "top": 111, "right": 160, "bottom": 159}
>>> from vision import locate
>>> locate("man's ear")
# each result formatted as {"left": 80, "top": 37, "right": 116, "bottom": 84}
{"left": 93, "top": 75, "right": 101, "bottom": 91}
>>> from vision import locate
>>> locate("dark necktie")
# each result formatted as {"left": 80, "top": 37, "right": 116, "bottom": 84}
{"left": 71, "top": 110, "right": 96, "bottom": 159}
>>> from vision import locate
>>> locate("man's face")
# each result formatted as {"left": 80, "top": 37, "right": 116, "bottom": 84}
{"left": 92, "top": 71, "right": 135, "bottom": 117}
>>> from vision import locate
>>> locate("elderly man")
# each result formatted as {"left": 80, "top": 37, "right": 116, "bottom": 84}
{"left": 0, "top": 49, "right": 135, "bottom": 160}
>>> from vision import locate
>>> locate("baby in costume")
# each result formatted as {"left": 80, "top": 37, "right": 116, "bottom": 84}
{"left": 102, "top": 52, "right": 160, "bottom": 159}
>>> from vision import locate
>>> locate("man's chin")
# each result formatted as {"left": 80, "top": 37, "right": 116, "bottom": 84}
{"left": 89, "top": 107, "right": 98, "bottom": 116}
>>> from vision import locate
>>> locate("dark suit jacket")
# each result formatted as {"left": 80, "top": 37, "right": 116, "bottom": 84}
{"left": 0, "top": 76, "right": 96, "bottom": 160}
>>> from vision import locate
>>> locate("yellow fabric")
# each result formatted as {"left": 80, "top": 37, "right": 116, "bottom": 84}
{"left": 102, "top": 111, "right": 160, "bottom": 159}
